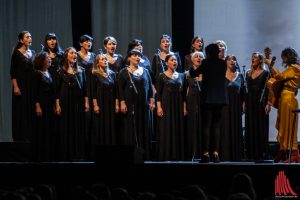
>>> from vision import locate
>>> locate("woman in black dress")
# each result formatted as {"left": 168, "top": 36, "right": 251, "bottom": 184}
{"left": 32, "top": 52, "right": 56, "bottom": 161}
{"left": 42, "top": 33, "right": 63, "bottom": 79}
{"left": 156, "top": 54, "right": 187, "bottom": 161}
{"left": 220, "top": 55, "right": 245, "bottom": 161}
{"left": 244, "top": 52, "right": 271, "bottom": 161}
{"left": 118, "top": 49, "right": 155, "bottom": 160}
{"left": 90, "top": 53, "right": 119, "bottom": 159}
{"left": 55, "top": 47, "right": 89, "bottom": 161}
{"left": 10, "top": 31, "right": 36, "bottom": 142}
{"left": 77, "top": 34, "right": 96, "bottom": 159}
{"left": 103, "top": 36, "right": 124, "bottom": 76}
{"left": 185, "top": 51, "right": 205, "bottom": 161}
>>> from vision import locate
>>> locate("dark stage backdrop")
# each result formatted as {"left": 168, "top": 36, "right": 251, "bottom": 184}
{"left": 195, "top": 0, "right": 300, "bottom": 141}
{"left": 90, "top": 0, "right": 172, "bottom": 60}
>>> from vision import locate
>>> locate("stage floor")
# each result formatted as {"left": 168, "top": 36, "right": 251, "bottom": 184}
{"left": 0, "top": 161, "right": 299, "bottom": 199}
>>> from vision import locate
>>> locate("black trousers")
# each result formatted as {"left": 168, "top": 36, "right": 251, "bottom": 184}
{"left": 202, "top": 104, "right": 224, "bottom": 154}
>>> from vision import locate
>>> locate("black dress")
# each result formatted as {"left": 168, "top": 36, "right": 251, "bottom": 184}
{"left": 185, "top": 74, "right": 202, "bottom": 160}
{"left": 220, "top": 73, "right": 245, "bottom": 161}
{"left": 245, "top": 70, "right": 270, "bottom": 161}
{"left": 118, "top": 67, "right": 154, "bottom": 160}
{"left": 77, "top": 52, "right": 96, "bottom": 158}
{"left": 56, "top": 67, "right": 87, "bottom": 161}
{"left": 156, "top": 73, "right": 186, "bottom": 161}
{"left": 32, "top": 70, "right": 56, "bottom": 161}
{"left": 90, "top": 71, "right": 118, "bottom": 158}
{"left": 10, "top": 49, "right": 36, "bottom": 141}
{"left": 108, "top": 54, "right": 124, "bottom": 76}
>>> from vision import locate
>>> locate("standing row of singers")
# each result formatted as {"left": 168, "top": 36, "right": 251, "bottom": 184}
{"left": 10, "top": 30, "right": 300, "bottom": 163}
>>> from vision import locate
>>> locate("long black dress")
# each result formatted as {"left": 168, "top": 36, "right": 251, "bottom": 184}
{"left": 245, "top": 70, "right": 270, "bottom": 161}
{"left": 220, "top": 72, "right": 245, "bottom": 161}
{"left": 10, "top": 49, "right": 36, "bottom": 141}
{"left": 90, "top": 70, "right": 118, "bottom": 159}
{"left": 185, "top": 74, "right": 202, "bottom": 160}
{"left": 56, "top": 67, "right": 87, "bottom": 161}
{"left": 32, "top": 70, "right": 56, "bottom": 161}
{"left": 77, "top": 52, "right": 96, "bottom": 158}
{"left": 156, "top": 73, "right": 186, "bottom": 161}
{"left": 118, "top": 67, "right": 154, "bottom": 160}
{"left": 108, "top": 54, "right": 124, "bottom": 77}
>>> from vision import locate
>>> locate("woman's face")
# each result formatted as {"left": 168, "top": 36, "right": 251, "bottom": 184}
{"left": 20, "top": 33, "right": 32, "bottom": 47}
{"left": 129, "top": 53, "right": 141, "bottom": 66}
{"left": 166, "top": 55, "right": 177, "bottom": 70}
{"left": 192, "top": 53, "right": 204, "bottom": 67}
{"left": 217, "top": 42, "right": 226, "bottom": 59}
{"left": 47, "top": 38, "right": 57, "bottom": 50}
{"left": 160, "top": 38, "right": 171, "bottom": 52}
{"left": 98, "top": 55, "right": 108, "bottom": 68}
{"left": 226, "top": 56, "right": 236, "bottom": 70}
{"left": 105, "top": 40, "right": 117, "bottom": 54}
{"left": 67, "top": 48, "right": 77, "bottom": 64}
{"left": 251, "top": 53, "right": 262, "bottom": 68}
{"left": 192, "top": 38, "right": 203, "bottom": 51}
{"left": 81, "top": 40, "right": 92, "bottom": 51}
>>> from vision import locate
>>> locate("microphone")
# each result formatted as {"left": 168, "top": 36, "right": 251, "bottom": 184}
{"left": 271, "top": 56, "right": 276, "bottom": 66}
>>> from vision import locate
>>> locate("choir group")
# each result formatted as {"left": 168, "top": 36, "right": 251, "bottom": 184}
{"left": 10, "top": 31, "right": 300, "bottom": 163}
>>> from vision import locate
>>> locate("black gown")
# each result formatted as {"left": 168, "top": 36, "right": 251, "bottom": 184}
{"left": 108, "top": 54, "right": 124, "bottom": 77}
{"left": 220, "top": 73, "right": 245, "bottom": 161}
{"left": 245, "top": 70, "right": 270, "bottom": 161}
{"left": 56, "top": 67, "right": 87, "bottom": 161}
{"left": 77, "top": 52, "right": 96, "bottom": 159}
{"left": 32, "top": 70, "right": 56, "bottom": 161}
{"left": 10, "top": 49, "right": 36, "bottom": 141}
{"left": 90, "top": 71, "right": 118, "bottom": 159}
{"left": 185, "top": 74, "right": 202, "bottom": 160}
{"left": 118, "top": 67, "right": 154, "bottom": 160}
{"left": 156, "top": 73, "right": 186, "bottom": 161}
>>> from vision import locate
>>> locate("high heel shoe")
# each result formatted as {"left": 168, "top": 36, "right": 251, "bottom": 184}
{"left": 274, "top": 150, "right": 287, "bottom": 163}
{"left": 200, "top": 154, "right": 210, "bottom": 163}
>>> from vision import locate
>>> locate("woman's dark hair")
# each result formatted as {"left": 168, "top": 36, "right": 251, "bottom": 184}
{"left": 43, "top": 32, "right": 63, "bottom": 54}
{"left": 165, "top": 54, "right": 176, "bottom": 62}
{"left": 61, "top": 47, "right": 79, "bottom": 72}
{"left": 160, "top": 34, "right": 172, "bottom": 43}
{"left": 79, "top": 34, "right": 93, "bottom": 44}
{"left": 190, "top": 36, "right": 204, "bottom": 52}
{"left": 127, "top": 49, "right": 143, "bottom": 57}
{"left": 103, "top": 36, "right": 117, "bottom": 46}
{"left": 15, "top": 31, "right": 30, "bottom": 50}
{"left": 127, "top": 39, "right": 143, "bottom": 54}
{"left": 205, "top": 43, "right": 220, "bottom": 58}
{"left": 33, "top": 52, "right": 49, "bottom": 70}
{"left": 281, "top": 47, "right": 300, "bottom": 66}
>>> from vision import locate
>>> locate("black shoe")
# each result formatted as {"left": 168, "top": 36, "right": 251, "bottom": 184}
{"left": 212, "top": 154, "right": 220, "bottom": 163}
{"left": 199, "top": 154, "right": 210, "bottom": 163}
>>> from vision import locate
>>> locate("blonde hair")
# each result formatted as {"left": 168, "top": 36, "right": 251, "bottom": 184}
{"left": 92, "top": 54, "right": 111, "bottom": 77}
